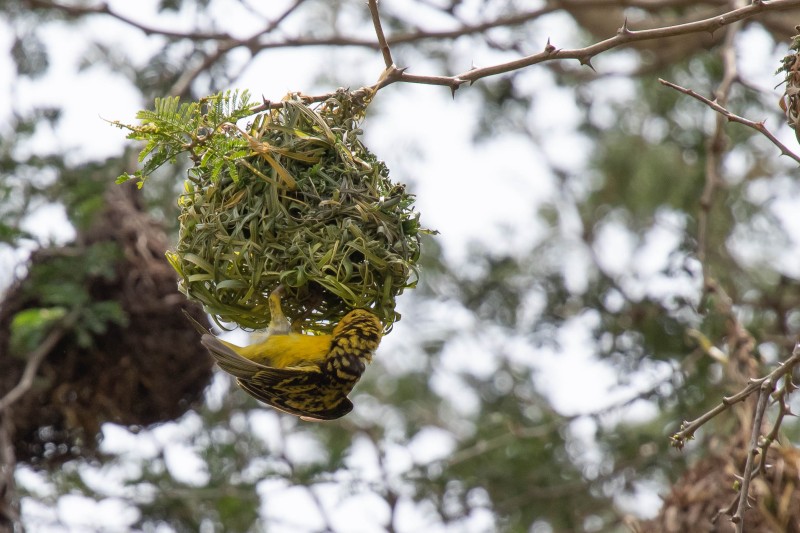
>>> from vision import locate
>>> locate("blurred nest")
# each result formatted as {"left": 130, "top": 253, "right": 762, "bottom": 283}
{"left": 779, "top": 28, "right": 800, "bottom": 142}
{"left": 635, "top": 443, "right": 800, "bottom": 532}
{"left": 167, "top": 89, "right": 424, "bottom": 332}
{"left": 0, "top": 182, "right": 213, "bottom": 467}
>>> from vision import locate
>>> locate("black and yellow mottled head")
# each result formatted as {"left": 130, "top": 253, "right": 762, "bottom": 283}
{"left": 324, "top": 309, "right": 383, "bottom": 381}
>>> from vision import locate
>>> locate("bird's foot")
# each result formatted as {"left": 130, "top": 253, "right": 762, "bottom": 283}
{"left": 267, "top": 285, "right": 291, "bottom": 335}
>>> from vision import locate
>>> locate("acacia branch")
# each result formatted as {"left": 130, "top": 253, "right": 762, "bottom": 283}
{"left": 671, "top": 344, "right": 800, "bottom": 449}
{"left": 368, "top": 0, "right": 393, "bottom": 69}
{"left": 255, "top": 0, "right": 800, "bottom": 108}
{"left": 27, "top": 0, "right": 800, "bottom": 99}
{"left": 659, "top": 78, "right": 800, "bottom": 165}
{"left": 453, "top": 0, "right": 800, "bottom": 84}
{"left": 710, "top": 354, "right": 798, "bottom": 527}
{"left": 361, "top": 0, "right": 800, "bottom": 91}
{"left": 732, "top": 380, "right": 772, "bottom": 531}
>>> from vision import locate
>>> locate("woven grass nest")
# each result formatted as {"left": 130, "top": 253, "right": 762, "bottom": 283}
{"left": 162, "top": 89, "right": 425, "bottom": 331}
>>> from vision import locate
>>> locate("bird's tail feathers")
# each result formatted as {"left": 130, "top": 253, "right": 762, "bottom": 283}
{"left": 201, "top": 334, "right": 264, "bottom": 379}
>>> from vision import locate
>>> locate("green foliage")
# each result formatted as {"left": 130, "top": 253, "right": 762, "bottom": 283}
{"left": 74, "top": 300, "right": 128, "bottom": 348}
{"left": 0, "top": 220, "right": 31, "bottom": 245}
{"left": 9, "top": 307, "right": 67, "bottom": 356}
{"left": 19, "top": 242, "right": 128, "bottom": 349}
{"left": 23, "top": 243, "right": 119, "bottom": 305}
{"left": 57, "top": 161, "right": 124, "bottom": 231}
{"left": 112, "top": 90, "right": 256, "bottom": 188}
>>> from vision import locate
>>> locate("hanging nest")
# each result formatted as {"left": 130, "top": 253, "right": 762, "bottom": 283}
{"left": 0, "top": 182, "right": 213, "bottom": 467}
{"left": 634, "top": 443, "right": 800, "bottom": 532}
{"left": 118, "top": 88, "right": 425, "bottom": 332}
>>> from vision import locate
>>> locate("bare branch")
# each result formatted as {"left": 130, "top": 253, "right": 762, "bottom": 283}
{"left": 732, "top": 380, "right": 772, "bottom": 531}
{"left": 0, "top": 309, "right": 80, "bottom": 413}
{"left": 168, "top": 0, "right": 307, "bottom": 97}
{"left": 28, "top": 0, "right": 800, "bottom": 99}
{"left": 368, "top": 0, "right": 394, "bottom": 69}
{"left": 0, "top": 308, "right": 80, "bottom": 532}
{"left": 697, "top": 2, "right": 744, "bottom": 267}
{"left": 27, "top": 0, "right": 235, "bottom": 40}
{"left": 710, "top": 346, "right": 800, "bottom": 529}
{"left": 671, "top": 344, "right": 800, "bottom": 449}
{"left": 457, "top": 0, "right": 800, "bottom": 84}
{"left": 254, "top": 0, "right": 800, "bottom": 109}
{"left": 659, "top": 78, "right": 800, "bottom": 165}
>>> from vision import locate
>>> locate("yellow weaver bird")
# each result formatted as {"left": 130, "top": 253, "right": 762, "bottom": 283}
{"left": 185, "top": 287, "right": 382, "bottom": 421}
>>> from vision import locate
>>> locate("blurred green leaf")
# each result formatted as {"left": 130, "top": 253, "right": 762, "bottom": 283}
{"left": 9, "top": 306, "right": 67, "bottom": 357}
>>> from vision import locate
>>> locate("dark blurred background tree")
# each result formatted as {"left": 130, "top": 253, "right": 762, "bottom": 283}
{"left": 2, "top": 1, "right": 800, "bottom": 532}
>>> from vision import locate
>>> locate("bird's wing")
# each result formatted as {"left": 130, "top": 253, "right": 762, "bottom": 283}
{"left": 202, "top": 333, "right": 354, "bottom": 420}
{"left": 238, "top": 370, "right": 355, "bottom": 421}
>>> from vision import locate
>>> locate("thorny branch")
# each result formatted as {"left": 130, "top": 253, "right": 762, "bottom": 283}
{"left": 673, "top": 344, "right": 800, "bottom": 529}
{"left": 660, "top": 31, "right": 800, "bottom": 526}
{"left": 334, "top": 0, "right": 800, "bottom": 100}
{"left": 711, "top": 367, "right": 797, "bottom": 525}
{"left": 26, "top": 0, "right": 800, "bottom": 102}
{"left": 671, "top": 346, "right": 800, "bottom": 450}
{"left": 732, "top": 380, "right": 772, "bottom": 529}
{"left": 654, "top": 7, "right": 800, "bottom": 525}
{"left": 659, "top": 79, "right": 800, "bottom": 165}
{"left": 250, "top": 0, "right": 800, "bottom": 109}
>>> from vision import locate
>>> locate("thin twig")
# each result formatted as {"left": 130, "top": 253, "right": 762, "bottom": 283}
{"left": 169, "top": 0, "right": 307, "bottom": 96}
{"left": 671, "top": 344, "right": 800, "bottom": 449}
{"left": 732, "top": 380, "right": 772, "bottom": 531}
{"left": 0, "top": 308, "right": 79, "bottom": 533}
{"left": 0, "top": 309, "right": 80, "bottom": 413}
{"left": 659, "top": 78, "right": 800, "bottom": 165}
{"left": 729, "top": 346, "right": 799, "bottom": 530}
{"left": 367, "top": 0, "right": 393, "bottom": 69}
